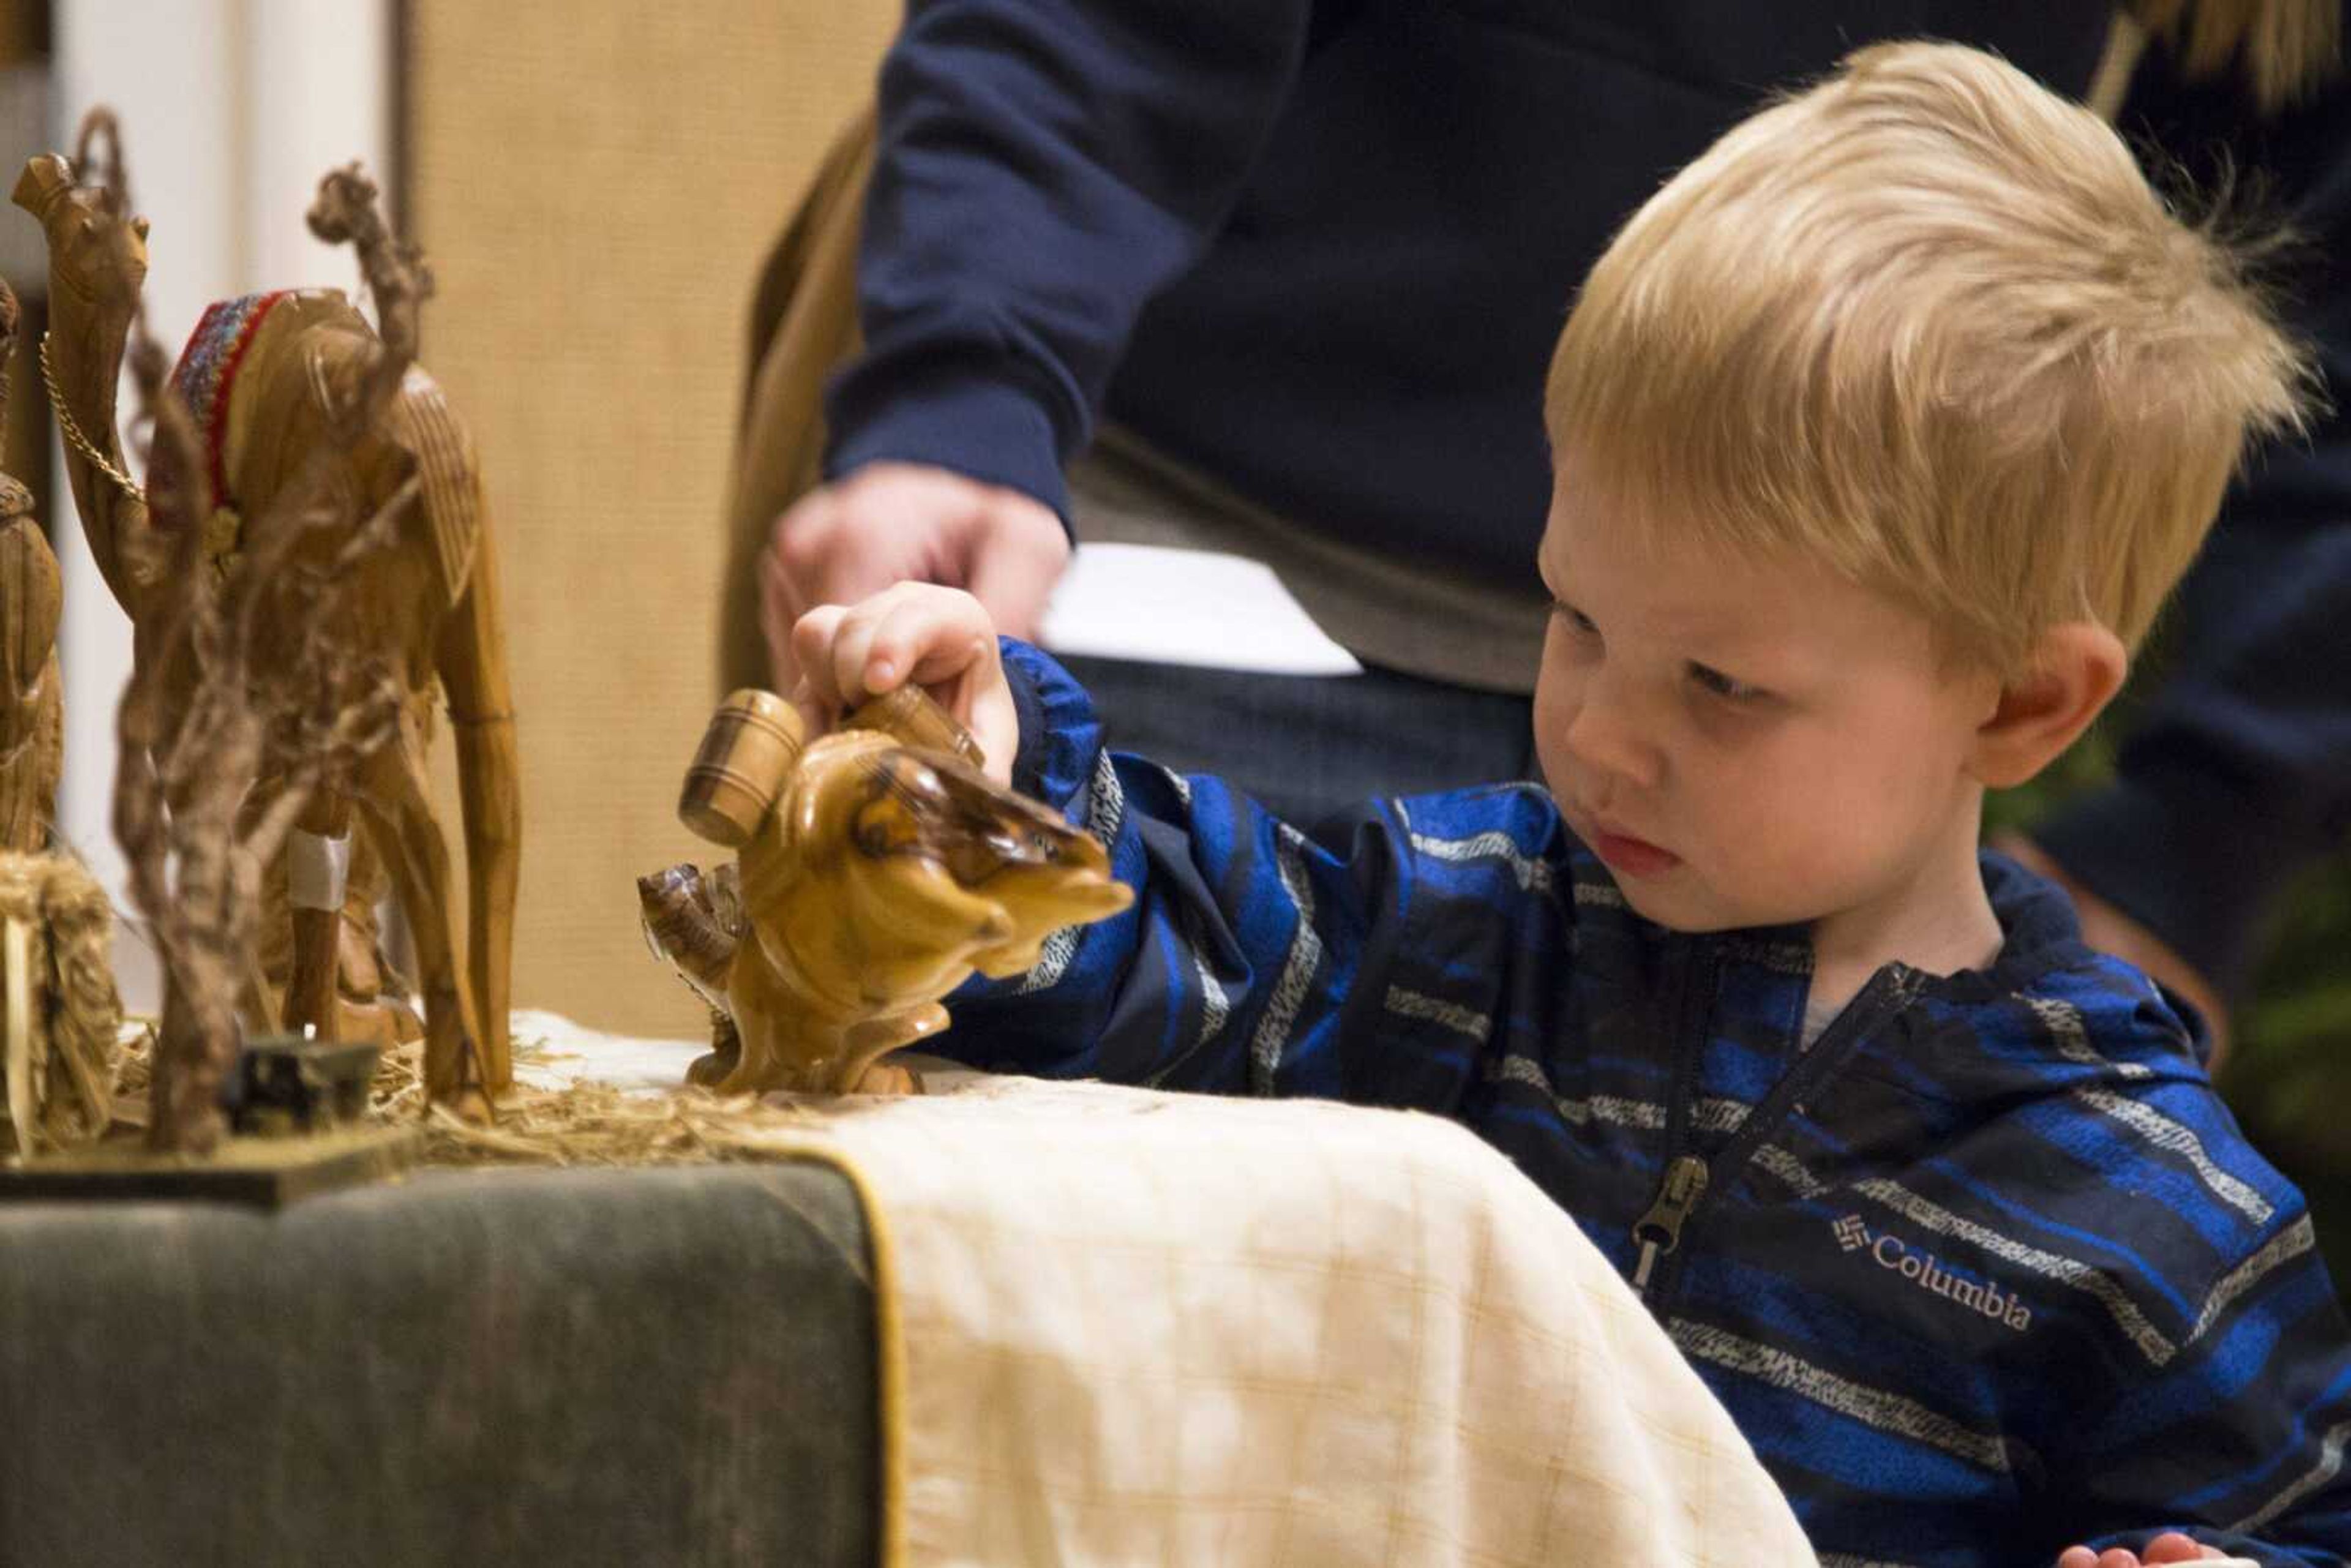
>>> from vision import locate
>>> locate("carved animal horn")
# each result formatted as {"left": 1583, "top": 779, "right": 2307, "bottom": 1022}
{"left": 10, "top": 155, "right": 73, "bottom": 223}
{"left": 72, "top": 108, "right": 127, "bottom": 206}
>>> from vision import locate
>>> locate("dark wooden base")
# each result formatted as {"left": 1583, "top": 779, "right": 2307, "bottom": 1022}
{"left": 0, "top": 1123, "right": 424, "bottom": 1207}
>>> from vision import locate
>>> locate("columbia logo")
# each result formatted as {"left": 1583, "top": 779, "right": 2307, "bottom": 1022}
{"left": 1832, "top": 1214, "right": 2033, "bottom": 1331}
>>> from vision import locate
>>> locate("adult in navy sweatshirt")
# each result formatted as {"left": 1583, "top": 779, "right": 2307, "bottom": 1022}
{"left": 761, "top": 1, "right": 2351, "bottom": 1055}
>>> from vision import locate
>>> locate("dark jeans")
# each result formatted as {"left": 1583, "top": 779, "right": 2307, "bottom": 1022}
{"left": 1057, "top": 654, "right": 1541, "bottom": 829}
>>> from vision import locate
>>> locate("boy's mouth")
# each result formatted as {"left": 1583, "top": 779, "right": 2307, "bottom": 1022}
{"left": 1588, "top": 823, "right": 1681, "bottom": 878}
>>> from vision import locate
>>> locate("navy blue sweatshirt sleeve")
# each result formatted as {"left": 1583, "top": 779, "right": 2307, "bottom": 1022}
{"left": 2036, "top": 58, "right": 2351, "bottom": 999}
{"left": 822, "top": 1, "right": 1314, "bottom": 522}
{"left": 940, "top": 639, "right": 1559, "bottom": 1114}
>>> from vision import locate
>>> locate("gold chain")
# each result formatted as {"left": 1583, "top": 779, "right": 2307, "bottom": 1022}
{"left": 38, "top": 332, "right": 146, "bottom": 506}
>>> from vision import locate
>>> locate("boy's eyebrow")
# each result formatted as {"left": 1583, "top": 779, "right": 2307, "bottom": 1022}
{"left": 1543, "top": 523, "right": 1799, "bottom": 673}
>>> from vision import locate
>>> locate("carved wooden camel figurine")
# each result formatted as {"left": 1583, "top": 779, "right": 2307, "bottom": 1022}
{"left": 13, "top": 146, "right": 521, "bottom": 1104}
{"left": 0, "top": 277, "right": 62, "bottom": 855}
{"left": 651, "top": 686, "right": 1131, "bottom": 1093}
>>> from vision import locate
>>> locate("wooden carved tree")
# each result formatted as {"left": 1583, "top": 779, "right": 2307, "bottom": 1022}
{"left": 92, "top": 124, "right": 430, "bottom": 1153}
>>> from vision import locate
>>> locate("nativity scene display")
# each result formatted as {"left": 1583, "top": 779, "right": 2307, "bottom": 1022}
{"left": 0, "top": 110, "right": 1128, "bottom": 1192}
{"left": 0, "top": 111, "right": 525, "bottom": 1185}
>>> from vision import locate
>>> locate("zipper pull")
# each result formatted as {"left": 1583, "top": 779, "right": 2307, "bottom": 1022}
{"left": 1630, "top": 1154, "right": 1710, "bottom": 1292}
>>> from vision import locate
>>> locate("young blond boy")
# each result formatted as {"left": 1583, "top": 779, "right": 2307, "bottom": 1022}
{"left": 784, "top": 41, "right": 2346, "bottom": 1567}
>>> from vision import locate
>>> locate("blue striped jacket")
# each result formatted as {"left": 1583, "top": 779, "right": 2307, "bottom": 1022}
{"left": 945, "top": 642, "right": 2351, "bottom": 1566}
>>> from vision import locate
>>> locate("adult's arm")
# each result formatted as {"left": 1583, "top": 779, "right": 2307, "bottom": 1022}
{"left": 2035, "top": 52, "right": 2351, "bottom": 1000}
{"left": 823, "top": 0, "right": 1319, "bottom": 523}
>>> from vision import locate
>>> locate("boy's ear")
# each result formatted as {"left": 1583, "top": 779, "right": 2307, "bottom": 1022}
{"left": 1970, "top": 623, "right": 2128, "bottom": 789}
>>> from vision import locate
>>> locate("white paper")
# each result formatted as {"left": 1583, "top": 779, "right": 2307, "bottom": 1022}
{"left": 501, "top": 1011, "right": 988, "bottom": 1098}
{"left": 1038, "top": 542, "right": 1363, "bottom": 677}
{"left": 505, "top": 1008, "right": 706, "bottom": 1095}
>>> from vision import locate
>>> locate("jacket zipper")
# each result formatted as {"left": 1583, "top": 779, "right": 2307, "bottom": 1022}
{"left": 1630, "top": 941, "right": 1715, "bottom": 1293}
{"left": 1632, "top": 962, "right": 1913, "bottom": 1306}
{"left": 1631, "top": 1153, "right": 1709, "bottom": 1291}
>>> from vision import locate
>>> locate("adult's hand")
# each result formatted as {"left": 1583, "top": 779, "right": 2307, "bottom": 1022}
{"left": 761, "top": 461, "right": 1071, "bottom": 694}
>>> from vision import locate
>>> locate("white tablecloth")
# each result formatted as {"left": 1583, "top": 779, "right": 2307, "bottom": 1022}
{"left": 514, "top": 1011, "right": 1817, "bottom": 1567}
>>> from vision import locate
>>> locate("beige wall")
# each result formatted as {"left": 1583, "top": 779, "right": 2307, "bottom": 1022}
{"left": 410, "top": 2, "right": 895, "bottom": 1037}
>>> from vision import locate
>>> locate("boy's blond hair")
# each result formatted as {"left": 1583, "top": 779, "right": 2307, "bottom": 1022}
{"left": 1545, "top": 40, "right": 2314, "bottom": 675}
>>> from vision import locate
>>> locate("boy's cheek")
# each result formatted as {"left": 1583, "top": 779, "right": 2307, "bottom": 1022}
{"left": 1529, "top": 678, "right": 1578, "bottom": 796}
{"left": 1532, "top": 738, "right": 1568, "bottom": 799}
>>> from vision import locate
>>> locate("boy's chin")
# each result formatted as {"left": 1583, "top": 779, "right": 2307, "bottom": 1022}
{"left": 1611, "top": 875, "right": 1787, "bottom": 937}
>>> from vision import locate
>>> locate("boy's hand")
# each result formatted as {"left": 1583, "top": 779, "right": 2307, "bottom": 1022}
{"left": 2055, "top": 1532, "right": 2232, "bottom": 1567}
{"left": 790, "top": 583, "right": 1019, "bottom": 787}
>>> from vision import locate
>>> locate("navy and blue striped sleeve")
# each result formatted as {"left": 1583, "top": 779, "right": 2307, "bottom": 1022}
{"left": 941, "top": 639, "right": 1439, "bottom": 1101}
{"left": 2074, "top": 1191, "right": 2351, "bottom": 1564}
{"left": 823, "top": 0, "right": 1314, "bottom": 522}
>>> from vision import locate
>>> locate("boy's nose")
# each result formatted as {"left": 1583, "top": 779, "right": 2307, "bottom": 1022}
{"left": 1559, "top": 672, "right": 1662, "bottom": 793}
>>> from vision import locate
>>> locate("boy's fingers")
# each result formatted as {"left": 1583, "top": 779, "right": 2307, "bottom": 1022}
{"left": 864, "top": 595, "right": 959, "bottom": 692}
{"left": 912, "top": 612, "right": 1002, "bottom": 733}
{"left": 966, "top": 681, "right": 1019, "bottom": 785}
{"left": 905, "top": 626, "right": 997, "bottom": 688}
{"left": 828, "top": 584, "right": 962, "bottom": 698}
{"left": 871, "top": 592, "right": 995, "bottom": 704}
{"left": 2057, "top": 1550, "right": 2101, "bottom": 1568}
{"left": 830, "top": 606, "right": 889, "bottom": 708}
{"left": 790, "top": 606, "right": 850, "bottom": 710}
{"left": 792, "top": 586, "right": 1005, "bottom": 751}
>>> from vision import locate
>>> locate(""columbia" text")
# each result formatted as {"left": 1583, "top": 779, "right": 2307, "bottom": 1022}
{"left": 1870, "top": 1232, "right": 2031, "bottom": 1330}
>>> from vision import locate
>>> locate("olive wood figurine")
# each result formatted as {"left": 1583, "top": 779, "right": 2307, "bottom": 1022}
{"left": 0, "top": 279, "right": 62, "bottom": 854}
{"left": 14, "top": 142, "right": 521, "bottom": 1102}
{"left": 0, "top": 850, "right": 122, "bottom": 1157}
{"left": 637, "top": 858, "right": 746, "bottom": 1087}
{"left": 660, "top": 685, "right": 1130, "bottom": 1093}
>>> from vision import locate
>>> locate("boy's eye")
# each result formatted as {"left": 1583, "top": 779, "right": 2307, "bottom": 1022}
{"left": 1556, "top": 604, "right": 1599, "bottom": 637}
{"left": 1689, "top": 662, "right": 1766, "bottom": 702}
